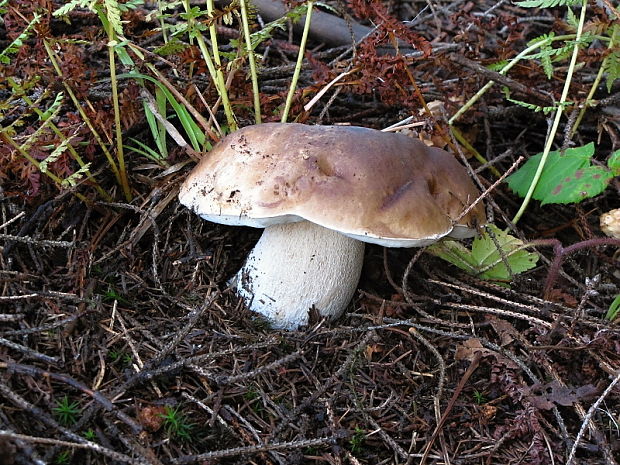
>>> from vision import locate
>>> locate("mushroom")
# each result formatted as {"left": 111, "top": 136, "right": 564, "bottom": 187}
{"left": 179, "top": 123, "right": 486, "bottom": 329}
{"left": 600, "top": 208, "right": 620, "bottom": 239}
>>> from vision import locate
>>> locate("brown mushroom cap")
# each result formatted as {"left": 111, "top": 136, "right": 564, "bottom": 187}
{"left": 179, "top": 123, "right": 486, "bottom": 247}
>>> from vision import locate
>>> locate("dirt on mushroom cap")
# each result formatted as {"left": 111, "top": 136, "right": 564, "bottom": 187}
{"left": 179, "top": 123, "right": 486, "bottom": 246}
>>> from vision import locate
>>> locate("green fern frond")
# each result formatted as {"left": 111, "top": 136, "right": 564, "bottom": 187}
{"left": 486, "top": 60, "right": 509, "bottom": 72}
{"left": 604, "top": 50, "right": 620, "bottom": 92}
{"left": 516, "top": 0, "right": 580, "bottom": 8}
{"left": 53, "top": 0, "right": 94, "bottom": 17}
{"left": 507, "top": 98, "right": 562, "bottom": 114}
{"left": 19, "top": 109, "right": 61, "bottom": 153}
{"left": 525, "top": 33, "right": 592, "bottom": 78}
{"left": 502, "top": 87, "right": 570, "bottom": 115}
{"left": 39, "top": 136, "right": 76, "bottom": 173}
{"left": 39, "top": 92, "right": 64, "bottom": 121}
{"left": 0, "top": 13, "right": 41, "bottom": 64}
{"left": 62, "top": 163, "right": 92, "bottom": 187}
{"left": 118, "top": 0, "right": 143, "bottom": 12}
{"left": 231, "top": 2, "right": 308, "bottom": 52}
{"left": 527, "top": 32, "right": 555, "bottom": 49}
{"left": 153, "top": 37, "right": 189, "bottom": 56}
{"left": 566, "top": 6, "right": 578, "bottom": 28}
{"left": 315, "top": 2, "right": 339, "bottom": 14}
{"left": 103, "top": 0, "right": 124, "bottom": 36}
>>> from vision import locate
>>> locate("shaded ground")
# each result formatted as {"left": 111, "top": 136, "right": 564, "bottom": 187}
{"left": 1, "top": 1, "right": 619, "bottom": 464}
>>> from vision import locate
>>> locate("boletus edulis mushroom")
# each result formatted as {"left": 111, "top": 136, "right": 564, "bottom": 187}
{"left": 179, "top": 123, "right": 486, "bottom": 329}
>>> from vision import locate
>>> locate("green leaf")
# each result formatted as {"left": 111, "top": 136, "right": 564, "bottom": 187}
{"left": 61, "top": 163, "right": 92, "bottom": 187}
{"left": 103, "top": 0, "right": 124, "bottom": 36}
{"left": 506, "top": 143, "right": 615, "bottom": 205}
{"left": 153, "top": 37, "right": 188, "bottom": 56}
{"left": 516, "top": 0, "right": 580, "bottom": 7}
{"left": 487, "top": 60, "right": 509, "bottom": 72}
{"left": 53, "top": 0, "right": 93, "bottom": 17}
{"left": 608, "top": 149, "right": 620, "bottom": 174}
{"left": 604, "top": 49, "right": 620, "bottom": 93}
{"left": 427, "top": 225, "right": 539, "bottom": 282}
{"left": 605, "top": 295, "right": 620, "bottom": 321}
{"left": 566, "top": 6, "right": 578, "bottom": 28}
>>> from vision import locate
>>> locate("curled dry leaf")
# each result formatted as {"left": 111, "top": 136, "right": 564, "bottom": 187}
{"left": 455, "top": 338, "right": 518, "bottom": 368}
{"left": 521, "top": 381, "right": 598, "bottom": 410}
{"left": 138, "top": 405, "right": 167, "bottom": 432}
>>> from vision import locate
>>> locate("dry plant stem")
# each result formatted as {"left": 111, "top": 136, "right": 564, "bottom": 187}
{"left": 171, "top": 433, "right": 346, "bottom": 464}
{"left": 0, "top": 314, "right": 24, "bottom": 321}
{"left": 451, "top": 54, "right": 550, "bottom": 103}
{"left": 281, "top": 1, "right": 314, "bottom": 123}
{"left": 240, "top": 0, "right": 261, "bottom": 123}
{"left": 450, "top": 126, "right": 501, "bottom": 177}
{"left": 419, "top": 350, "right": 482, "bottom": 465}
{"left": 103, "top": 419, "right": 163, "bottom": 465}
{"left": 453, "top": 156, "right": 524, "bottom": 223}
{"left": 363, "top": 413, "right": 409, "bottom": 461}
{"left": 304, "top": 67, "right": 358, "bottom": 112}
{"left": 266, "top": 331, "right": 375, "bottom": 441}
{"left": 0, "top": 313, "right": 82, "bottom": 336}
{"left": 5, "top": 363, "right": 142, "bottom": 433}
{"left": 566, "top": 371, "right": 620, "bottom": 465}
{"left": 0, "top": 337, "right": 58, "bottom": 363}
{"left": 0, "top": 431, "right": 147, "bottom": 465}
{"left": 512, "top": 0, "right": 587, "bottom": 224}
{"left": 0, "top": 383, "right": 147, "bottom": 465}
{"left": 538, "top": 351, "right": 618, "bottom": 465}
{"left": 529, "top": 237, "right": 620, "bottom": 298}
{"left": 211, "top": 349, "right": 303, "bottom": 385}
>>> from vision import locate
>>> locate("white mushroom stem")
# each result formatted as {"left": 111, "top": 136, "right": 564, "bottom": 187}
{"left": 233, "top": 221, "right": 365, "bottom": 330}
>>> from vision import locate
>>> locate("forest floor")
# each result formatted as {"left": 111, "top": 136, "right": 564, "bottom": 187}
{"left": 1, "top": 1, "right": 619, "bottom": 464}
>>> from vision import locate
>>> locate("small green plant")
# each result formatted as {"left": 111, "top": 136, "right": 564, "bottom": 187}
{"left": 160, "top": 405, "right": 194, "bottom": 441}
{"left": 451, "top": 0, "right": 619, "bottom": 223}
{"left": 102, "top": 286, "right": 129, "bottom": 304}
{"left": 108, "top": 349, "right": 132, "bottom": 365}
{"left": 243, "top": 387, "right": 260, "bottom": 401}
{"left": 53, "top": 396, "right": 81, "bottom": 426}
{"left": 507, "top": 145, "right": 620, "bottom": 205}
{"left": 53, "top": 450, "right": 72, "bottom": 465}
{"left": 349, "top": 426, "right": 366, "bottom": 453}
{"left": 427, "top": 225, "right": 539, "bottom": 282}
{"left": 472, "top": 390, "right": 487, "bottom": 404}
{"left": 606, "top": 295, "right": 620, "bottom": 322}
{"left": 83, "top": 428, "right": 97, "bottom": 441}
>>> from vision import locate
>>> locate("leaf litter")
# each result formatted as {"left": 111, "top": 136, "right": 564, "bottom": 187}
{"left": 0, "top": 1, "right": 619, "bottom": 464}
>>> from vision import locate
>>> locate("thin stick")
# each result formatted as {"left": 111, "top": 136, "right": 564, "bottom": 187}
{"left": 0, "top": 431, "right": 148, "bottom": 465}
{"left": 566, "top": 371, "right": 620, "bottom": 465}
